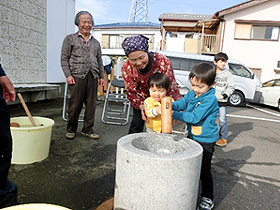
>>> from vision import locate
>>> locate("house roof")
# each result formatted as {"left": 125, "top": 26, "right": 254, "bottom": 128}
{"left": 158, "top": 13, "right": 212, "bottom": 22}
{"left": 93, "top": 22, "right": 160, "bottom": 29}
{"left": 215, "top": 0, "right": 270, "bottom": 17}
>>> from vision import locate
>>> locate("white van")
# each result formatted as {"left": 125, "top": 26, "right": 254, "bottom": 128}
{"left": 157, "top": 51, "right": 261, "bottom": 106}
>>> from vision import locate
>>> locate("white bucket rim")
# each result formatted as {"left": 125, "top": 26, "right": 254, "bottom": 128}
{"left": 2, "top": 203, "right": 71, "bottom": 210}
{"left": 10, "top": 116, "right": 55, "bottom": 130}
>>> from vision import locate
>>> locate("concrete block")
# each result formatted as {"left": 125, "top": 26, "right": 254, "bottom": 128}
{"left": 114, "top": 133, "right": 203, "bottom": 210}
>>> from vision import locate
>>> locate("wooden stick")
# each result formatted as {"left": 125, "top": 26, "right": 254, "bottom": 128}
{"left": 17, "top": 93, "right": 37, "bottom": 127}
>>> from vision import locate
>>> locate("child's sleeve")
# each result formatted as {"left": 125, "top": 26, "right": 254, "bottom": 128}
{"left": 144, "top": 98, "right": 159, "bottom": 118}
{"left": 172, "top": 94, "right": 189, "bottom": 111}
{"left": 173, "top": 96, "right": 217, "bottom": 124}
{"left": 224, "top": 72, "right": 235, "bottom": 98}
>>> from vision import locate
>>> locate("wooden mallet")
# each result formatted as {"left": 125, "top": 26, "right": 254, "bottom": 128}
{"left": 17, "top": 93, "right": 37, "bottom": 127}
{"left": 161, "top": 96, "right": 173, "bottom": 133}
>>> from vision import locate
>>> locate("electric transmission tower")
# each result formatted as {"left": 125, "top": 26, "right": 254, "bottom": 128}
{"left": 129, "top": 0, "right": 149, "bottom": 22}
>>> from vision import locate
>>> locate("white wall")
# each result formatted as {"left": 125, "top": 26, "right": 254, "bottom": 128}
{"left": 165, "top": 37, "right": 185, "bottom": 52}
{"left": 47, "top": 0, "right": 75, "bottom": 83}
{"left": 221, "top": 1, "right": 280, "bottom": 82}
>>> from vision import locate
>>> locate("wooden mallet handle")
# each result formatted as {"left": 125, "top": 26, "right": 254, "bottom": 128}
{"left": 161, "top": 96, "right": 172, "bottom": 133}
{"left": 17, "top": 93, "right": 37, "bottom": 127}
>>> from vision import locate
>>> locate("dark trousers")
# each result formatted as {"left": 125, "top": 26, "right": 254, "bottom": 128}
{"left": 67, "top": 73, "right": 98, "bottom": 134}
{"left": 0, "top": 94, "right": 18, "bottom": 207}
{"left": 128, "top": 108, "right": 145, "bottom": 134}
{"left": 198, "top": 142, "right": 215, "bottom": 200}
{"left": 0, "top": 97, "right": 12, "bottom": 189}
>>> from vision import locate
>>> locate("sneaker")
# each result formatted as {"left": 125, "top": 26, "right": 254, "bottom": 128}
{"left": 81, "top": 132, "right": 99, "bottom": 139}
{"left": 215, "top": 139, "right": 227, "bottom": 146}
{"left": 197, "top": 197, "right": 214, "bottom": 210}
{"left": 65, "top": 132, "right": 75, "bottom": 140}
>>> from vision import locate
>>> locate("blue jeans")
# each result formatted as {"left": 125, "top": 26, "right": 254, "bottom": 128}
{"left": 218, "top": 106, "right": 228, "bottom": 140}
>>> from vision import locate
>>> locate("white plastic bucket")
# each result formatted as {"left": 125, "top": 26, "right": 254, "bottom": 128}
{"left": 2, "top": 203, "right": 71, "bottom": 210}
{"left": 10, "top": 116, "right": 55, "bottom": 164}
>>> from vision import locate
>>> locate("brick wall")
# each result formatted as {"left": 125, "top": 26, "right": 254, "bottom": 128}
{"left": 0, "top": 0, "right": 47, "bottom": 83}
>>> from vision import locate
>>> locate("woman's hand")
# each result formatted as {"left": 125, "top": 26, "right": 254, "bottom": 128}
{"left": 140, "top": 104, "right": 148, "bottom": 122}
{"left": 0, "top": 76, "right": 16, "bottom": 103}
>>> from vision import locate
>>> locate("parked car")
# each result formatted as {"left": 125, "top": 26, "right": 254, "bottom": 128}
{"left": 259, "top": 78, "right": 280, "bottom": 111}
{"left": 157, "top": 51, "right": 261, "bottom": 106}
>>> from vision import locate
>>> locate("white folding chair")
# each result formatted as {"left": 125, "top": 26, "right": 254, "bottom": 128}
{"left": 101, "top": 57, "right": 131, "bottom": 125}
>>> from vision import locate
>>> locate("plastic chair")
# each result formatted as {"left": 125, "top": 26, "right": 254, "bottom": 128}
{"left": 101, "top": 57, "right": 131, "bottom": 125}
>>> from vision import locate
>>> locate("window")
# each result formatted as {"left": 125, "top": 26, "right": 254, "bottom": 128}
{"left": 262, "top": 80, "right": 275, "bottom": 87}
{"left": 251, "top": 25, "right": 279, "bottom": 40}
{"left": 167, "top": 56, "right": 213, "bottom": 71}
{"left": 168, "top": 57, "right": 181, "bottom": 70}
{"left": 109, "top": 35, "right": 123, "bottom": 49}
{"left": 235, "top": 24, "right": 251, "bottom": 39}
{"left": 235, "top": 21, "right": 280, "bottom": 41}
{"left": 275, "top": 79, "right": 280, "bottom": 86}
{"left": 228, "top": 63, "right": 253, "bottom": 79}
{"left": 101, "top": 34, "right": 156, "bottom": 50}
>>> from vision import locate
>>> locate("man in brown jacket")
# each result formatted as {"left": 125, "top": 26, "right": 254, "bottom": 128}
{"left": 61, "top": 11, "right": 104, "bottom": 140}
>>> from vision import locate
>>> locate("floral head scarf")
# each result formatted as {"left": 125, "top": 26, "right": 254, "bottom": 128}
{"left": 121, "top": 35, "right": 149, "bottom": 56}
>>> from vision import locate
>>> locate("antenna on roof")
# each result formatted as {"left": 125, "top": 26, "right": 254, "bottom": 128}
{"left": 129, "top": 0, "right": 149, "bottom": 22}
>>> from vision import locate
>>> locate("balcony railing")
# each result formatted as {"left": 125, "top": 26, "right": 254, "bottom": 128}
{"left": 201, "top": 34, "right": 219, "bottom": 54}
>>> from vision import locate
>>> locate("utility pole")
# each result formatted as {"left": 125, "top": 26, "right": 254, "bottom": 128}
{"left": 129, "top": 0, "right": 149, "bottom": 22}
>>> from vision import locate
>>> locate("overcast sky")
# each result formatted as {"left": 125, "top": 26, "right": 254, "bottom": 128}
{"left": 75, "top": 0, "right": 246, "bottom": 25}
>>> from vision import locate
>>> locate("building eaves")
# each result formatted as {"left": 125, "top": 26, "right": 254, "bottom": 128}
{"left": 215, "top": 0, "right": 270, "bottom": 18}
{"left": 158, "top": 13, "right": 212, "bottom": 21}
{"left": 93, "top": 22, "right": 160, "bottom": 29}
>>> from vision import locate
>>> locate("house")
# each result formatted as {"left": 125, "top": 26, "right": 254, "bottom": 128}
{"left": 158, "top": 13, "right": 219, "bottom": 54}
{"left": 93, "top": 22, "right": 161, "bottom": 56}
{"left": 214, "top": 0, "right": 280, "bottom": 82}
{"left": 158, "top": 0, "right": 280, "bottom": 82}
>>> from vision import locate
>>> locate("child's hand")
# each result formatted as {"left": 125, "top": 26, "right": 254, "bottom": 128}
{"left": 173, "top": 120, "right": 183, "bottom": 124}
{"left": 155, "top": 106, "right": 161, "bottom": 114}
{"left": 217, "top": 95, "right": 224, "bottom": 100}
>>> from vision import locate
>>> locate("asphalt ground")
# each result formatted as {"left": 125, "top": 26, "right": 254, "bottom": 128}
{"left": 7, "top": 98, "right": 280, "bottom": 210}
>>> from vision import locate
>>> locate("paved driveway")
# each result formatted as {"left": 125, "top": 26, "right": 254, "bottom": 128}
{"left": 8, "top": 100, "right": 280, "bottom": 210}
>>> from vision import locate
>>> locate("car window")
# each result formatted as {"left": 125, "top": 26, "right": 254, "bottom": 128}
{"left": 228, "top": 63, "right": 253, "bottom": 79}
{"left": 262, "top": 80, "right": 275, "bottom": 87}
{"left": 180, "top": 58, "right": 193, "bottom": 71}
{"left": 274, "top": 79, "right": 280, "bottom": 86}
{"left": 167, "top": 56, "right": 213, "bottom": 71}
{"left": 168, "top": 57, "right": 181, "bottom": 70}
